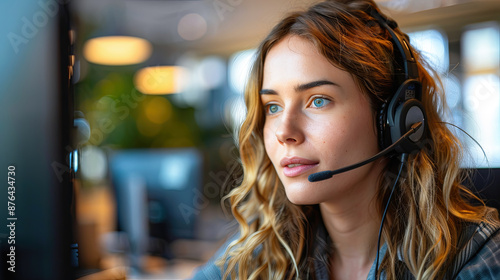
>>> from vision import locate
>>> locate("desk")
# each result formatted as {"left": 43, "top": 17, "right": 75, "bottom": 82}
{"left": 77, "top": 258, "right": 202, "bottom": 280}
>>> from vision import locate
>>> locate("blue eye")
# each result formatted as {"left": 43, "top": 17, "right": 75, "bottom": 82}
{"left": 266, "top": 104, "right": 283, "bottom": 115}
{"left": 311, "top": 97, "right": 330, "bottom": 108}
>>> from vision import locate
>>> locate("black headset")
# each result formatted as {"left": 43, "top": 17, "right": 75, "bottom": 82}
{"left": 369, "top": 9, "right": 428, "bottom": 279}
{"left": 370, "top": 8, "right": 427, "bottom": 154}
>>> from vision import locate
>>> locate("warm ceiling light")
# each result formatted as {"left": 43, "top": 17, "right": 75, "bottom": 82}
{"left": 83, "top": 36, "right": 152, "bottom": 65}
{"left": 134, "top": 66, "right": 187, "bottom": 95}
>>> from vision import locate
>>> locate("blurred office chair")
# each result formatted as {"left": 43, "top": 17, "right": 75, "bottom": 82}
{"left": 469, "top": 168, "right": 500, "bottom": 211}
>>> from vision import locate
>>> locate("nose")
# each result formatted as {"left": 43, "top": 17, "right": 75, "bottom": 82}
{"left": 275, "top": 111, "right": 305, "bottom": 145}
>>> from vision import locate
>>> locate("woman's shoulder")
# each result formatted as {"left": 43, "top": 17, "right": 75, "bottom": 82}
{"left": 188, "top": 234, "right": 240, "bottom": 280}
{"left": 451, "top": 207, "right": 500, "bottom": 279}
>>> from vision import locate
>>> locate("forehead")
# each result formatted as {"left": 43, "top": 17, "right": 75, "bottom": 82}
{"left": 262, "top": 35, "right": 352, "bottom": 88}
{"left": 265, "top": 35, "right": 322, "bottom": 69}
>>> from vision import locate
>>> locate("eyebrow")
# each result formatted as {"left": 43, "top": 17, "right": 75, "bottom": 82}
{"left": 259, "top": 80, "right": 337, "bottom": 95}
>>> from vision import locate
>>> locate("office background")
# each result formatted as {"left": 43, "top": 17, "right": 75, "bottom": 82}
{"left": 0, "top": 0, "right": 499, "bottom": 279}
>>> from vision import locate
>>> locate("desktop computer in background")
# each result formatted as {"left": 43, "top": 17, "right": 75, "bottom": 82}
{"left": 109, "top": 148, "right": 203, "bottom": 271}
{"left": 0, "top": 1, "right": 76, "bottom": 279}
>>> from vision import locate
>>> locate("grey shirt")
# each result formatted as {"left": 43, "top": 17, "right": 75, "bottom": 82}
{"left": 190, "top": 208, "right": 500, "bottom": 279}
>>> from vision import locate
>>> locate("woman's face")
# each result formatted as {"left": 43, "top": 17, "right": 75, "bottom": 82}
{"left": 262, "top": 35, "right": 385, "bottom": 206}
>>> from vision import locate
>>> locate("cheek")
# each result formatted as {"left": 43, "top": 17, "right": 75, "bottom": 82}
{"left": 343, "top": 113, "right": 378, "bottom": 154}
{"left": 263, "top": 122, "right": 275, "bottom": 154}
{"left": 313, "top": 123, "right": 348, "bottom": 157}
{"left": 315, "top": 114, "right": 376, "bottom": 159}
{"left": 263, "top": 120, "right": 285, "bottom": 170}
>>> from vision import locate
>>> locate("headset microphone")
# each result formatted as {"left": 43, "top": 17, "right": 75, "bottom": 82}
{"left": 308, "top": 122, "right": 422, "bottom": 182}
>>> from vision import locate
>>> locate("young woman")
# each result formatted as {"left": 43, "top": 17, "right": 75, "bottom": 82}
{"left": 191, "top": 0, "right": 500, "bottom": 279}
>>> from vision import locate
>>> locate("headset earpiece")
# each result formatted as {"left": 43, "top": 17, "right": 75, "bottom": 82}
{"left": 390, "top": 93, "right": 426, "bottom": 154}
{"left": 379, "top": 79, "right": 426, "bottom": 154}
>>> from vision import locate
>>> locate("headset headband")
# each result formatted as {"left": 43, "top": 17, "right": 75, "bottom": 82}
{"left": 368, "top": 8, "right": 419, "bottom": 83}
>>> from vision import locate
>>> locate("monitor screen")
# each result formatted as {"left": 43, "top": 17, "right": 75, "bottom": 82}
{"left": 0, "top": 1, "right": 74, "bottom": 280}
{"left": 109, "top": 148, "right": 203, "bottom": 260}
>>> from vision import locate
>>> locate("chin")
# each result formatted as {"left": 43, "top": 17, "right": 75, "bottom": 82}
{"left": 282, "top": 181, "right": 322, "bottom": 205}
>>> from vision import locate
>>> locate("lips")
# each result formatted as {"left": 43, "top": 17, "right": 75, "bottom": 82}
{"left": 280, "top": 157, "right": 319, "bottom": 177}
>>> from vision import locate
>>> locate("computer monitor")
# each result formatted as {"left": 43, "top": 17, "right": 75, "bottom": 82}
{"left": 109, "top": 148, "right": 203, "bottom": 262}
{"left": 0, "top": 1, "right": 75, "bottom": 280}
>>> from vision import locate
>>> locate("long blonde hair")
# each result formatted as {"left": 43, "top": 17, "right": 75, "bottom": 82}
{"left": 219, "top": 1, "right": 491, "bottom": 279}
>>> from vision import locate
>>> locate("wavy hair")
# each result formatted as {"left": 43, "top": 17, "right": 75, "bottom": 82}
{"left": 218, "top": 1, "right": 493, "bottom": 279}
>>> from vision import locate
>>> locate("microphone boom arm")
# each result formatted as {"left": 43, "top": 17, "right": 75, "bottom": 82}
{"left": 308, "top": 122, "right": 422, "bottom": 182}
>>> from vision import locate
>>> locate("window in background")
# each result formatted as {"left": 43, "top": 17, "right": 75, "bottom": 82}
{"left": 228, "top": 49, "right": 256, "bottom": 95}
{"left": 409, "top": 29, "right": 449, "bottom": 74}
{"left": 462, "top": 22, "right": 500, "bottom": 167}
{"left": 225, "top": 49, "right": 255, "bottom": 141}
{"left": 409, "top": 26, "right": 500, "bottom": 168}
{"left": 408, "top": 29, "right": 461, "bottom": 125}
